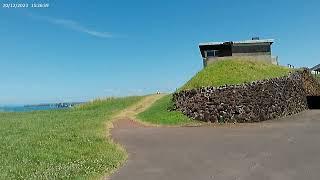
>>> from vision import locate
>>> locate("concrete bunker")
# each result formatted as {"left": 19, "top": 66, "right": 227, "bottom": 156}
{"left": 199, "top": 38, "right": 277, "bottom": 67}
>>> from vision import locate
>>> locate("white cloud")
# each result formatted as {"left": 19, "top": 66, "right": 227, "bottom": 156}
{"left": 28, "top": 14, "right": 114, "bottom": 38}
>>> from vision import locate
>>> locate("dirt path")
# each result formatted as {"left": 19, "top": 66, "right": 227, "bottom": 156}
{"left": 104, "top": 94, "right": 165, "bottom": 179}
{"left": 111, "top": 94, "right": 165, "bottom": 129}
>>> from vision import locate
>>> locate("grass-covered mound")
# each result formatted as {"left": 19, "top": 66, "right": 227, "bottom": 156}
{"left": 137, "top": 59, "right": 292, "bottom": 126}
{"left": 0, "top": 96, "right": 142, "bottom": 179}
{"left": 180, "top": 59, "right": 292, "bottom": 91}
{"left": 137, "top": 95, "right": 197, "bottom": 126}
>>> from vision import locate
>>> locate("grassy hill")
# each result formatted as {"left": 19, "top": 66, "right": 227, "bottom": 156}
{"left": 180, "top": 59, "right": 292, "bottom": 91}
{"left": 0, "top": 96, "right": 142, "bottom": 179}
{"left": 138, "top": 59, "right": 293, "bottom": 125}
{"left": 137, "top": 95, "right": 198, "bottom": 125}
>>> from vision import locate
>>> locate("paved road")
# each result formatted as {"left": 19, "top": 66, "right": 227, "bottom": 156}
{"left": 111, "top": 110, "right": 320, "bottom": 180}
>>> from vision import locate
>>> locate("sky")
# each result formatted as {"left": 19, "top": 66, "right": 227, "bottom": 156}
{"left": 0, "top": 0, "right": 319, "bottom": 105}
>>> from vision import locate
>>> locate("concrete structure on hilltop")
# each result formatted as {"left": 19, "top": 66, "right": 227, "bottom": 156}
{"left": 199, "top": 37, "right": 278, "bottom": 67}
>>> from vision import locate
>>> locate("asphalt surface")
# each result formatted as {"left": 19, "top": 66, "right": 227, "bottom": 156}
{"left": 110, "top": 110, "right": 320, "bottom": 180}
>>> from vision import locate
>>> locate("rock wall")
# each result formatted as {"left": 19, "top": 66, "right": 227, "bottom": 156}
{"left": 302, "top": 70, "right": 320, "bottom": 96}
{"left": 173, "top": 70, "right": 320, "bottom": 123}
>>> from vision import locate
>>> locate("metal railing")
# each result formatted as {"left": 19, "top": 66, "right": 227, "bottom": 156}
{"left": 287, "top": 64, "right": 295, "bottom": 69}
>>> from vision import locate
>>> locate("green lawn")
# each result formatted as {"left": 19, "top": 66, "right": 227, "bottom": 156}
{"left": 0, "top": 96, "right": 142, "bottom": 179}
{"left": 180, "top": 59, "right": 292, "bottom": 91}
{"left": 137, "top": 95, "right": 198, "bottom": 126}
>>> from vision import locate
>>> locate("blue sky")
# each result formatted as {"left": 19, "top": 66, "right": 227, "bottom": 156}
{"left": 0, "top": 0, "right": 319, "bottom": 105}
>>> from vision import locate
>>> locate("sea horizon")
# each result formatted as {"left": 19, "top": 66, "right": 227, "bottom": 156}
{"left": 0, "top": 102, "right": 84, "bottom": 112}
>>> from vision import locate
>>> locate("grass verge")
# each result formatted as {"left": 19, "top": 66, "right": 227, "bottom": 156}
{"left": 137, "top": 95, "right": 198, "bottom": 126}
{"left": 0, "top": 96, "right": 142, "bottom": 179}
{"left": 180, "top": 59, "right": 292, "bottom": 91}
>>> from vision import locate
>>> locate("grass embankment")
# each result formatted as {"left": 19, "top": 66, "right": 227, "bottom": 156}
{"left": 0, "top": 96, "right": 142, "bottom": 179}
{"left": 138, "top": 59, "right": 293, "bottom": 125}
{"left": 180, "top": 59, "right": 292, "bottom": 90}
{"left": 137, "top": 95, "right": 198, "bottom": 126}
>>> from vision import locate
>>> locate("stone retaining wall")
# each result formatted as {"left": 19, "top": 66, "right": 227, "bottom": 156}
{"left": 173, "top": 70, "right": 320, "bottom": 123}
{"left": 302, "top": 70, "right": 320, "bottom": 96}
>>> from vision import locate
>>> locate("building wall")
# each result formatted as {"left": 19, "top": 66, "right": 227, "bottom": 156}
{"left": 205, "top": 54, "right": 277, "bottom": 66}
{"left": 232, "top": 53, "right": 274, "bottom": 64}
{"left": 232, "top": 52, "right": 271, "bottom": 56}
{"left": 232, "top": 43, "right": 271, "bottom": 54}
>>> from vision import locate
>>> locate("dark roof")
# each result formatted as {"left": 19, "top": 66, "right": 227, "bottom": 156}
{"left": 199, "top": 39, "right": 274, "bottom": 47}
{"left": 311, "top": 64, "right": 320, "bottom": 71}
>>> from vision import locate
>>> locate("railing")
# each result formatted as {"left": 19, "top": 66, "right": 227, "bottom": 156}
{"left": 287, "top": 64, "right": 295, "bottom": 69}
{"left": 316, "top": 74, "right": 320, "bottom": 82}
{"left": 271, "top": 56, "right": 278, "bottom": 65}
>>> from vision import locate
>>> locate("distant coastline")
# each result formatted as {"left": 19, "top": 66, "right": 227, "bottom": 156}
{"left": 24, "top": 102, "right": 84, "bottom": 108}
{"left": 1, "top": 102, "right": 85, "bottom": 112}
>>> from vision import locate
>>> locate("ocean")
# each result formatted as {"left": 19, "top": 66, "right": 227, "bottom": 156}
{"left": 0, "top": 106, "right": 67, "bottom": 112}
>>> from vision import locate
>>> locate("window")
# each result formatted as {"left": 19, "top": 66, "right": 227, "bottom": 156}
{"left": 206, "top": 50, "right": 220, "bottom": 57}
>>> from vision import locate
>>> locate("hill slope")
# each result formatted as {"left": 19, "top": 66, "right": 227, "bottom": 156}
{"left": 0, "top": 96, "right": 143, "bottom": 179}
{"left": 180, "top": 59, "right": 292, "bottom": 91}
{"left": 137, "top": 95, "right": 198, "bottom": 125}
